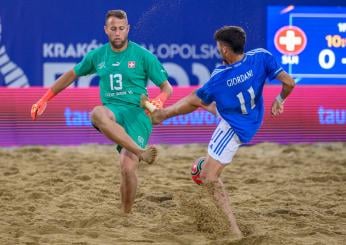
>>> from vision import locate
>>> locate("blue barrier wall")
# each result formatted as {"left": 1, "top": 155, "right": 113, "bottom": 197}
{"left": 0, "top": 0, "right": 345, "bottom": 87}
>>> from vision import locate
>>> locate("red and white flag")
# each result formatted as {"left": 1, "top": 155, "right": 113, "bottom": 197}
{"left": 128, "top": 61, "right": 136, "bottom": 68}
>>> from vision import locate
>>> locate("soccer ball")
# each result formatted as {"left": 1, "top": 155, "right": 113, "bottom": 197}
{"left": 191, "top": 157, "right": 206, "bottom": 185}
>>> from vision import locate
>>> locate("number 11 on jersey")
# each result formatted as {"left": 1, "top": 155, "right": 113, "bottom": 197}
{"left": 236, "top": 86, "right": 256, "bottom": 114}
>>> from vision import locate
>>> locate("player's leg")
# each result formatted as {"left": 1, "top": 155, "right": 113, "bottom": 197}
{"left": 116, "top": 106, "right": 155, "bottom": 213}
{"left": 201, "top": 157, "right": 242, "bottom": 236}
{"left": 90, "top": 105, "right": 156, "bottom": 163}
{"left": 200, "top": 120, "right": 242, "bottom": 236}
{"left": 119, "top": 148, "right": 138, "bottom": 213}
{"left": 120, "top": 105, "right": 157, "bottom": 164}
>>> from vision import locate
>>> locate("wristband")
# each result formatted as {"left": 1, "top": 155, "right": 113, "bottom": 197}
{"left": 40, "top": 88, "right": 56, "bottom": 102}
{"left": 276, "top": 94, "right": 285, "bottom": 104}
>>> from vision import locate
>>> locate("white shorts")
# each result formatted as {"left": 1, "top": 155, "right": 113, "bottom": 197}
{"left": 208, "top": 119, "right": 242, "bottom": 164}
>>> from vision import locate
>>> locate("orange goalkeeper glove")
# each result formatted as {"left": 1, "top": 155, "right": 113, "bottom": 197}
{"left": 149, "top": 91, "right": 169, "bottom": 109}
{"left": 31, "top": 89, "right": 56, "bottom": 120}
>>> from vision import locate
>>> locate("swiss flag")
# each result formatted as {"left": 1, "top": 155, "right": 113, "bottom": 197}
{"left": 128, "top": 61, "right": 136, "bottom": 68}
{"left": 274, "top": 26, "right": 307, "bottom": 55}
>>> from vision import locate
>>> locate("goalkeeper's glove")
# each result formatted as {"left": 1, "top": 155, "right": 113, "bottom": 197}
{"left": 149, "top": 91, "right": 169, "bottom": 109}
{"left": 31, "top": 89, "right": 56, "bottom": 120}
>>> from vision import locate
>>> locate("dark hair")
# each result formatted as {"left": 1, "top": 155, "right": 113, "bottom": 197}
{"left": 214, "top": 26, "right": 246, "bottom": 54}
{"left": 105, "top": 10, "right": 128, "bottom": 23}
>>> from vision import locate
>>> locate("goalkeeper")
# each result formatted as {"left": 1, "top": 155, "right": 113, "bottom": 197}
{"left": 31, "top": 9, "right": 172, "bottom": 213}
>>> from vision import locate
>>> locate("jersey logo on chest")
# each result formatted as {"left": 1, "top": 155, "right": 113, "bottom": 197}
{"left": 97, "top": 61, "right": 106, "bottom": 70}
{"left": 128, "top": 61, "right": 136, "bottom": 68}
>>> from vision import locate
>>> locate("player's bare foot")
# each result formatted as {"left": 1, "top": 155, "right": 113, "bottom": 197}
{"left": 151, "top": 109, "right": 168, "bottom": 125}
{"left": 139, "top": 145, "right": 158, "bottom": 164}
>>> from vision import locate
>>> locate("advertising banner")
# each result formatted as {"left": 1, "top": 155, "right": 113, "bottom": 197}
{"left": 0, "top": 0, "right": 256, "bottom": 88}
{"left": 1, "top": 86, "right": 345, "bottom": 146}
{"left": 2, "top": 1, "right": 345, "bottom": 88}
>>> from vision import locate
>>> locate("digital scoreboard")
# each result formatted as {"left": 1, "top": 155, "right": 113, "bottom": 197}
{"left": 267, "top": 6, "right": 346, "bottom": 84}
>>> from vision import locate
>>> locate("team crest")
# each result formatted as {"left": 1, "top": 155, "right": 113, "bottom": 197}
{"left": 128, "top": 61, "right": 136, "bottom": 68}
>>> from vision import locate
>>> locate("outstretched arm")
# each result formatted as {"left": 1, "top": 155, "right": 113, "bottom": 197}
{"left": 50, "top": 69, "right": 77, "bottom": 94}
{"left": 31, "top": 69, "right": 77, "bottom": 120}
{"left": 271, "top": 71, "right": 295, "bottom": 116}
{"left": 151, "top": 91, "right": 205, "bottom": 124}
{"left": 200, "top": 101, "right": 217, "bottom": 116}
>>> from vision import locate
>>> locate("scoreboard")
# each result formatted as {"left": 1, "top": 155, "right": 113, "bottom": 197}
{"left": 267, "top": 6, "right": 346, "bottom": 84}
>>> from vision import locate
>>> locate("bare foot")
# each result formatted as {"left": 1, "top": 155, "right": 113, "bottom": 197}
{"left": 151, "top": 109, "right": 168, "bottom": 125}
{"left": 139, "top": 145, "right": 158, "bottom": 164}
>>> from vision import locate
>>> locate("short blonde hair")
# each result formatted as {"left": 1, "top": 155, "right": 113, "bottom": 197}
{"left": 105, "top": 10, "right": 128, "bottom": 24}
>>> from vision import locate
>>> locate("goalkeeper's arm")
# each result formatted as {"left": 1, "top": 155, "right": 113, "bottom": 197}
{"left": 31, "top": 69, "right": 77, "bottom": 120}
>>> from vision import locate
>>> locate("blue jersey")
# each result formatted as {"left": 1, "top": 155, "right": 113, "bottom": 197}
{"left": 196, "top": 48, "right": 283, "bottom": 143}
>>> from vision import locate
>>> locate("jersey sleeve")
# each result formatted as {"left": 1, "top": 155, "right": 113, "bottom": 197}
{"left": 73, "top": 51, "right": 96, "bottom": 76}
{"left": 196, "top": 80, "right": 214, "bottom": 105}
{"left": 144, "top": 53, "right": 168, "bottom": 86}
{"left": 264, "top": 51, "right": 283, "bottom": 80}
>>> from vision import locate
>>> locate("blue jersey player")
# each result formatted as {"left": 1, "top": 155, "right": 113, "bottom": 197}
{"left": 150, "top": 26, "right": 295, "bottom": 237}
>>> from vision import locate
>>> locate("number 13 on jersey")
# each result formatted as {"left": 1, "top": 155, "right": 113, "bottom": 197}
{"left": 110, "top": 74, "right": 123, "bottom": 90}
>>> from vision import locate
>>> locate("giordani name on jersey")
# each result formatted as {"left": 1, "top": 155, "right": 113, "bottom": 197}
{"left": 226, "top": 69, "right": 253, "bottom": 87}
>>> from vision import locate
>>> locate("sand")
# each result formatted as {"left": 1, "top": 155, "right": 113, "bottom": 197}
{"left": 0, "top": 142, "right": 345, "bottom": 245}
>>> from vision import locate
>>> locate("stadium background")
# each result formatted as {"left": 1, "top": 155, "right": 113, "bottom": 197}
{"left": 0, "top": 0, "right": 345, "bottom": 146}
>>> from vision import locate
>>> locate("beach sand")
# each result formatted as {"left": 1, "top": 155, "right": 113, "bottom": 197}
{"left": 0, "top": 142, "right": 345, "bottom": 245}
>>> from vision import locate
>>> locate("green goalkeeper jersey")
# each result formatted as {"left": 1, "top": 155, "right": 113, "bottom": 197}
{"left": 74, "top": 41, "right": 168, "bottom": 106}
